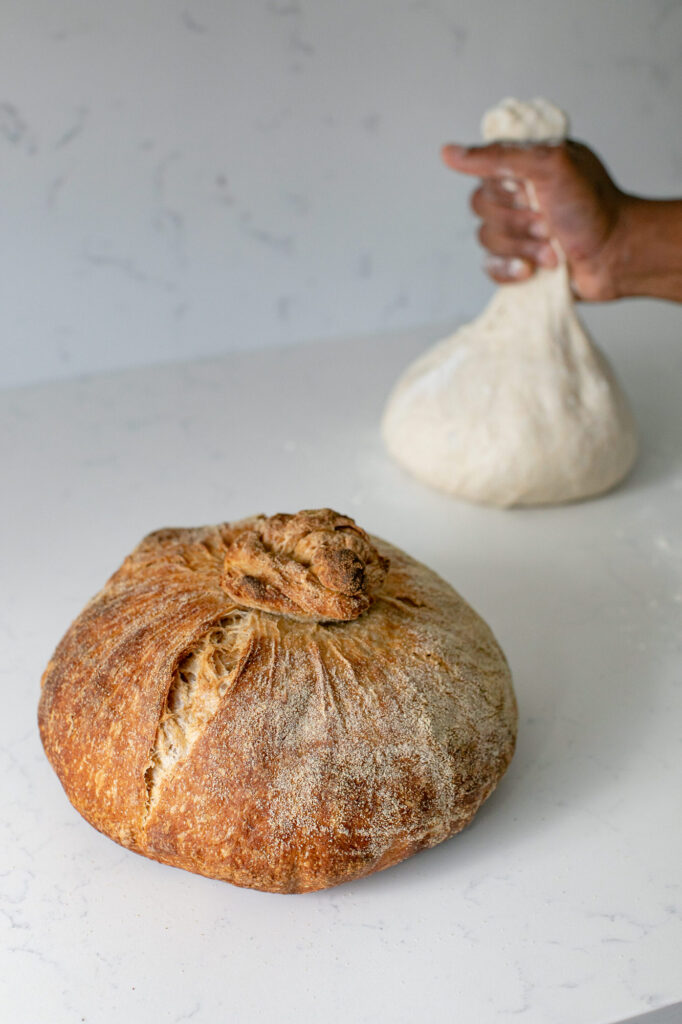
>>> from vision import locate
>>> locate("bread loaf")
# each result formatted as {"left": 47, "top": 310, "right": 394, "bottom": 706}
{"left": 39, "top": 509, "right": 517, "bottom": 892}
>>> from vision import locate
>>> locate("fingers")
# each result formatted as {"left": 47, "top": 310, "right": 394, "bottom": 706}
{"left": 467, "top": 179, "right": 557, "bottom": 274}
{"left": 441, "top": 138, "right": 625, "bottom": 291}
{"left": 441, "top": 140, "right": 574, "bottom": 282}
{"left": 470, "top": 177, "right": 531, "bottom": 211}
{"left": 477, "top": 222, "right": 557, "bottom": 267}
{"left": 470, "top": 183, "right": 546, "bottom": 233}
{"left": 441, "top": 141, "right": 568, "bottom": 182}
{"left": 484, "top": 256, "right": 535, "bottom": 284}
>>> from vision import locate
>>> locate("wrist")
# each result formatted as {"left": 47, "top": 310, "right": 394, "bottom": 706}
{"left": 609, "top": 195, "right": 682, "bottom": 302}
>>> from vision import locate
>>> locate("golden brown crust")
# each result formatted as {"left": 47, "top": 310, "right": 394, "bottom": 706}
{"left": 38, "top": 524, "right": 233, "bottom": 846}
{"left": 38, "top": 510, "right": 517, "bottom": 893}
{"left": 220, "top": 509, "right": 389, "bottom": 622}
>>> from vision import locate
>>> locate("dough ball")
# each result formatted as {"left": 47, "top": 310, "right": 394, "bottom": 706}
{"left": 382, "top": 268, "right": 637, "bottom": 507}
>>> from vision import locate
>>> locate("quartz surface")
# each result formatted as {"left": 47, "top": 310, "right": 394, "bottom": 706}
{"left": 1, "top": 305, "right": 681, "bottom": 1023}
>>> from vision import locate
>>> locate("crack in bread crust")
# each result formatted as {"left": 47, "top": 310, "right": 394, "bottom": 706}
{"left": 143, "top": 611, "right": 250, "bottom": 818}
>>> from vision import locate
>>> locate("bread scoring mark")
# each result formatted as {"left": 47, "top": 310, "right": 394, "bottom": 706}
{"left": 143, "top": 610, "right": 251, "bottom": 817}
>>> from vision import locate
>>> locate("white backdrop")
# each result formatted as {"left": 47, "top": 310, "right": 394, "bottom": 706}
{"left": 2, "top": 0, "right": 681, "bottom": 388}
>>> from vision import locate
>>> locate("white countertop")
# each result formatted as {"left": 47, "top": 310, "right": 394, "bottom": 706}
{"left": 2, "top": 306, "right": 681, "bottom": 1024}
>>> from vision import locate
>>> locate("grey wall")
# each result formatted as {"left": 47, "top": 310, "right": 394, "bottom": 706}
{"left": 3, "top": 0, "right": 681, "bottom": 387}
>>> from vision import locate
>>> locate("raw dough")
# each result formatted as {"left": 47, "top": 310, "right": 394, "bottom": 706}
{"left": 382, "top": 98, "right": 637, "bottom": 507}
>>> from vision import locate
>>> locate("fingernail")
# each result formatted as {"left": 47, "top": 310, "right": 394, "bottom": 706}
{"left": 484, "top": 256, "right": 529, "bottom": 279}
{"left": 529, "top": 220, "right": 550, "bottom": 239}
{"left": 500, "top": 177, "right": 519, "bottom": 193}
{"left": 506, "top": 257, "right": 530, "bottom": 278}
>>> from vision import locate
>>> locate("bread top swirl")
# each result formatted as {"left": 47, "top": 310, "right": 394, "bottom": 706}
{"left": 38, "top": 509, "right": 517, "bottom": 893}
{"left": 220, "top": 509, "right": 389, "bottom": 621}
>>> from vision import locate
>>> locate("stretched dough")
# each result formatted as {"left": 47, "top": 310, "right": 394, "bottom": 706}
{"left": 382, "top": 98, "right": 637, "bottom": 507}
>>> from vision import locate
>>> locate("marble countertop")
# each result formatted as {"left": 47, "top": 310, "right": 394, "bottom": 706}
{"left": 2, "top": 309, "right": 681, "bottom": 1024}
{"left": 5, "top": 1, "right": 682, "bottom": 391}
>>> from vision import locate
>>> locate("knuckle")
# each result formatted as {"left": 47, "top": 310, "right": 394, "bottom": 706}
{"left": 527, "top": 142, "right": 567, "bottom": 179}
{"left": 518, "top": 237, "right": 539, "bottom": 258}
{"left": 477, "top": 222, "right": 491, "bottom": 246}
{"left": 469, "top": 188, "right": 486, "bottom": 215}
{"left": 552, "top": 141, "right": 572, "bottom": 167}
{"left": 512, "top": 210, "right": 541, "bottom": 237}
{"left": 506, "top": 209, "right": 526, "bottom": 233}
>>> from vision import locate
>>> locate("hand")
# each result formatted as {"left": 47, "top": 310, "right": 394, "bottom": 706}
{"left": 441, "top": 140, "right": 631, "bottom": 301}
